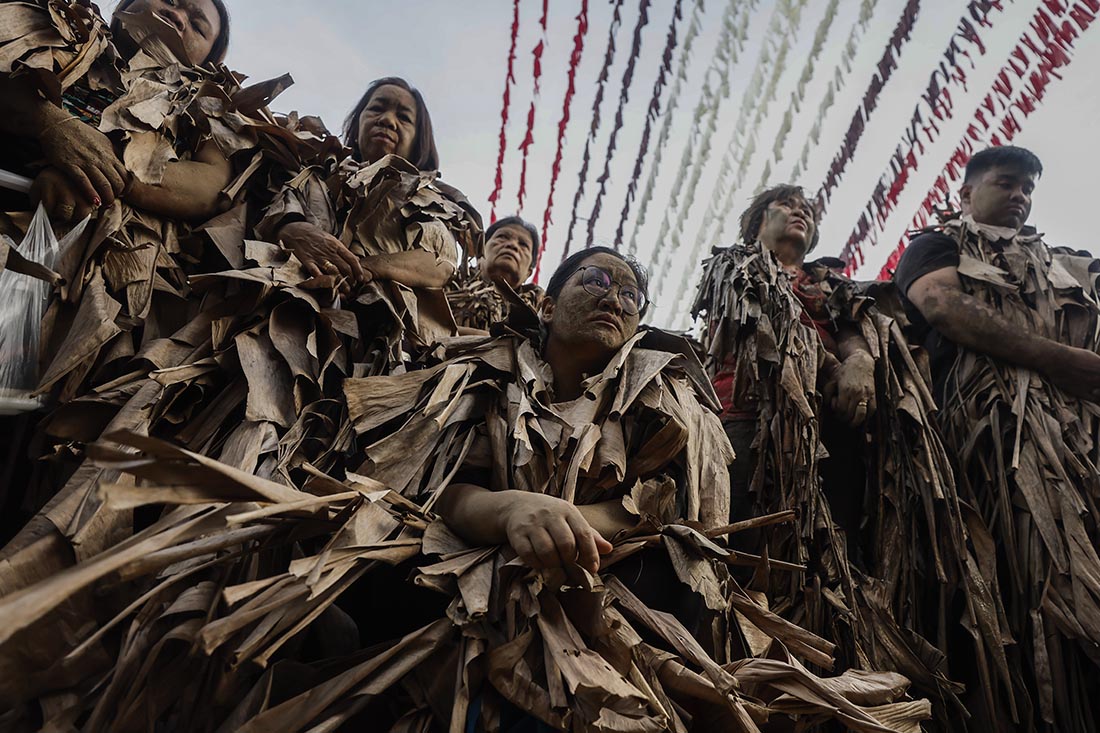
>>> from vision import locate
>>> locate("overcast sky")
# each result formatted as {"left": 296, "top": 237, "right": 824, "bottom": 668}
{"left": 105, "top": 0, "right": 1100, "bottom": 328}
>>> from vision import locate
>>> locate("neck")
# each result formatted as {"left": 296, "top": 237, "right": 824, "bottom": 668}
{"left": 544, "top": 335, "right": 611, "bottom": 401}
{"left": 480, "top": 266, "right": 521, "bottom": 290}
{"left": 764, "top": 238, "right": 805, "bottom": 268}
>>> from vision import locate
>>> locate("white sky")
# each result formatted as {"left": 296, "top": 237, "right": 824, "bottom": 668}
{"left": 106, "top": 0, "right": 1100, "bottom": 329}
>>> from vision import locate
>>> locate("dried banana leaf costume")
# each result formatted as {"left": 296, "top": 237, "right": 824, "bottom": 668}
{"left": 691, "top": 242, "right": 1008, "bottom": 727}
{"left": 0, "top": 0, "right": 306, "bottom": 403}
{"left": 912, "top": 215, "right": 1100, "bottom": 732}
{"left": 446, "top": 268, "right": 544, "bottom": 332}
{"left": 0, "top": 313, "right": 931, "bottom": 732}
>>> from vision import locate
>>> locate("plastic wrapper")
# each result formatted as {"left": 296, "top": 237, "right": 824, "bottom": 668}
{"left": 0, "top": 205, "right": 86, "bottom": 414}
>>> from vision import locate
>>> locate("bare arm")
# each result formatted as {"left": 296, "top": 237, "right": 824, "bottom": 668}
{"left": 362, "top": 249, "right": 455, "bottom": 289}
{"left": 908, "top": 265, "right": 1100, "bottom": 399}
{"left": 435, "top": 483, "right": 612, "bottom": 572}
{"left": 0, "top": 76, "right": 67, "bottom": 137}
{"left": 125, "top": 142, "right": 232, "bottom": 221}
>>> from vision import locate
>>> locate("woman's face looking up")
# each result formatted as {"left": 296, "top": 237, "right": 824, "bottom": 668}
{"left": 122, "top": 0, "right": 221, "bottom": 65}
{"left": 357, "top": 85, "right": 418, "bottom": 164}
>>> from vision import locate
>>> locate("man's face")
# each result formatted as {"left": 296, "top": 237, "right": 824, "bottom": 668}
{"left": 758, "top": 195, "right": 817, "bottom": 257}
{"left": 481, "top": 224, "right": 534, "bottom": 288}
{"left": 961, "top": 165, "right": 1037, "bottom": 231}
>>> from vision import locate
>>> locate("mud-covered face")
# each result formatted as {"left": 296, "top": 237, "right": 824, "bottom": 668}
{"left": 481, "top": 224, "right": 535, "bottom": 288}
{"left": 356, "top": 85, "right": 417, "bottom": 164}
{"left": 118, "top": 0, "right": 221, "bottom": 65}
{"left": 961, "top": 165, "right": 1037, "bottom": 231}
{"left": 758, "top": 195, "right": 817, "bottom": 255}
{"left": 541, "top": 253, "right": 643, "bottom": 358}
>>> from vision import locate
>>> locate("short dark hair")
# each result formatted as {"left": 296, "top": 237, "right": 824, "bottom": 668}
{"left": 486, "top": 216, "right": 539, "bottom": 266}
{"left": 111, "top": 0, "right": 231, "bottom": 65}
{"left": 964, "top": 145, "right": 1043, "bottom": 184}
{"left": 545, "top": 246, "right": 650, "bottom": 317}
{"left": 343, "top": 77, "right": 440, "bottom": 171}
{"left": 738, "top": 184, "right": 821, "bottom": 251}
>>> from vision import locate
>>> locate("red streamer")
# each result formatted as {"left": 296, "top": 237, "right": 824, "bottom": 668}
{"left": 835, "top": 0, "right": 1008, "bottom": 269}
{"left": 585, "top": 0, "right": 651, "bottom": 247}
{"left": 613, "top": 0, "right": 682, "bottom": 248}
{"left": 516, "top": 0, "right": 549, "bottom": 214}
{"left": 535, "top": 0, "right": 589, "bottom": 283}
{"left": 563, "top": 0, "right": 627, "bottom": 258}
{"left": 488, "top": 0, "right": 521, "bottom": 223}
{"left": 875, "top": 0, "right": 1099, "bottom": 279}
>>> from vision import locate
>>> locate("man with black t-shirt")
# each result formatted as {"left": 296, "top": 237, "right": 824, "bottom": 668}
{"left": 894, "top": 145, "right": 1100, "bottom": 731}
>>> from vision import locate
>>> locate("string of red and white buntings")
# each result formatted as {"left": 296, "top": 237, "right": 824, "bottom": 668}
{"left": 584, "top": 0, "right": 651, "bottom": 248}
{"left": 623, "top": 0, "right": 705, "bottom": 257}
{"left": 835, "top": 0, "right": 1010, "bottom": 272}
{"left": 562, "top": 0, "right": 626, "bottom": 258}
{"left": 643, "top": 0, "right": 756, "bottom": 295}
{"left": 534, "top": 0, "right": 588, "bottom": 282}
{"left": 614, "top": 0, "right": 686, "bottom": 248}
{"left": 515, "top": 0, "right": 548, "bottom": 214}
{"left": 874, "top": 0, "right": 1099, "bottom": 278}
{"left": 487, "top": 0, "right": 520, "bottom": 224}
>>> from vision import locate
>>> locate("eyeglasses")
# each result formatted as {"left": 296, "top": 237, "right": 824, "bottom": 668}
{"left": 576, "top": 266, "right": 647, "bottom": 315}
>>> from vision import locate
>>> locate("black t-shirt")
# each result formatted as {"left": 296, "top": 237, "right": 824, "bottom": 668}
{"left": 893, "top": 231, "right": 960, "bottom": 400}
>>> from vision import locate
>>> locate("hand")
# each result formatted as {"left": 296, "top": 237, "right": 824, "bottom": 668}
{"left": 830, "top": 352, "right": 876, "bottom": 426}
{"left": 499, "top": 492, "right": 613, "bottom": 574}
{"left": 1044, "top": 345, "right": 1100, "bottom": 402}
{"left": 39, "top": 117, "right": 129, "bottom": 207}
{"left": 278, "top": 221, "right": 367, "bottom": 293}
{"left": 30, "top": 167, "right": 95, "bottom": 223}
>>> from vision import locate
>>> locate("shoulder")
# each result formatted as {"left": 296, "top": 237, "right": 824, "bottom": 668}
{"left": 895, "top": 230, "right": 960, "bottom": 294}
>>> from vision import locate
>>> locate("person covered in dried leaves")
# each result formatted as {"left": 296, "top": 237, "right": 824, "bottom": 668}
{"left": 894, "top": 145, "right": 1100, "bottom": 732}
{"left": 261, "top": 76, "right": 482, "bottom": 365}
{"left": 692, "top": 184, "right": 998, "bottom": 725}
{"left": 0, "top": 248, "right": 930, "bottom": 732}
{"left": 447, "top": 214, "right": 544, "bottom": 335}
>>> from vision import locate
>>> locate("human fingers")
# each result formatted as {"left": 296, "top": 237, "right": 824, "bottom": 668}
{"left": 565, "top": 513, "right": 601, "bottom": 573}
{"left": 304, "top": 261, "right": 324, "bottom": 280}
{"left": 546, "top": 516, "right": 579, "bottom": 569}
{"left": 84, "top": 166, "right": 115, "bottom": 206}
{"left": 60, "top": 164, "right": 100, "bottom": 206}
{"left": 513, "top": 534, "right": 542, "bottom": 570}
{"left": 100, "top": 162, "right": 127, "bottom": 199}
{"left": 331, "top": 244, "right": 365, "bottom": 283}
{"left": 525, "top": 527, "right": 564, "bottom": 570}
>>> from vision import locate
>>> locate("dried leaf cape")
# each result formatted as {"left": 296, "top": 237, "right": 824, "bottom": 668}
{"left": 446, "top": 267, "right": 544, "bottom": 332}
{"left": 691, "top": 241, "right": 1009, "bottom": 728}
{"left": 0, "top": 312, "right": 930, "bottom": 732}
{"left": 928, "top": 214, "right": 1100, "bottom": 732}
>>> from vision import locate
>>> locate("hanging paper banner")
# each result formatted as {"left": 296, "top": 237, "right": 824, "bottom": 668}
{"left": 516, "top": 0, "right": 549, "bottom": 214}
{"left": 788, "top": 0, "right": 881, "bottom": 183}
{"left": 622, "top": 0, "right": 706, "bottom": 256}
{"left": 643, "top": 0, "right": 758, "bottom": 294}
{"left": 614, "top": 0, "right": 687, "bottom": 248}
{"left": 584, "top": 0, "right": 651, "bottom": 246}
{"left": 814, "top": 0, "right": 923, "bottom": 214}
{"left": 488, "top": 0, "right": 522, "bottom": 223}
{"left": 873, "top": 0, "right": 1099, "bottom": 279}
{"left": 653, "top": 0, "right": 807, "bottom": 301}
{"left": 562, "top": 0, "right": 626, "bottom": 257}
{"left": 534, "top": 0, "right": 589, "bottom": 282}
{"left": 834, "top": 0, "right": 1010, "bottom": 266}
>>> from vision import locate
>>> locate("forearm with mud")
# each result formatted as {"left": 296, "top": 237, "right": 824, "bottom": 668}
{"left": 363, "top": 249, "right": 455, "bottom": 288}
{"left": 126, "top": 149, "right": 230, "bottom": 221}
{"left": 0, "top": 76, "right": 71, "bottom": 139}
{"left": 435, "top": 483, "right": 631, "bottom": 546}
{"left": 920, "top": 283, "right": 1067, "bottom": 373}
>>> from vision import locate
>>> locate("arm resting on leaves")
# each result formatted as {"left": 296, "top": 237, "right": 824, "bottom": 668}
{"left": 125, "top": 142, "right": 232, "bottom": 221}
{"left": 362, "top": 249, "right": 455, "bottom": 289}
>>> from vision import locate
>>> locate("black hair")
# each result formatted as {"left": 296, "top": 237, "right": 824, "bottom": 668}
{"left": 486, "top": 216, "right": 539, "bottom": 267}
{"left": 738, "top": 184, "right": 821, "bottom": 252}
{"left": 343, "top": 77, "right": 440, "bottom": 171}
{"left": 964, "top": 145, "right": 1043, "bottom": 184}
{"left": 111, "top": 0, "right": 231, "bottom": 65}
{"left": 545, "top": 246, "right": 650, "bottom": 317}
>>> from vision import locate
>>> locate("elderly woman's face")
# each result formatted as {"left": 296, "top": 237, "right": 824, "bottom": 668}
{"left": 482, "top": 224, "right": 534, "bottom": 288}
{"left": 120, "top": 0, "right": 221, "bottom": 65}
{"left": 543, "top": 253, "right": 643, "bottom": 353}
{"left": 357, "top": 85, "right": 418, "bottom": 164}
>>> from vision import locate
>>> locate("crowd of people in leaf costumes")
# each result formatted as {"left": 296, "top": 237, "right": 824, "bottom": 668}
{"left": 0, "top": 1, "right": 1095, "bottom": 731}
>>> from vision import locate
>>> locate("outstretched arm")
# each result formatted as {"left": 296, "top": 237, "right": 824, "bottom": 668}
{"left": 907, "top": 265, "right": 1100, "bottom": 399}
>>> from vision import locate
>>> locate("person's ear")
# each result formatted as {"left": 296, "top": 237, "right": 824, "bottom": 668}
{"left": 539, "top": 297, "right": 555, "bottom": 324}
{"left": 959, "top": 182, "right": 972, "bottom": 208}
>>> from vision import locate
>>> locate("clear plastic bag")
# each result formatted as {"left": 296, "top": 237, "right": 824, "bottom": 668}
{"left": 0, "top": 204, "right": 88, "bottom": 415}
